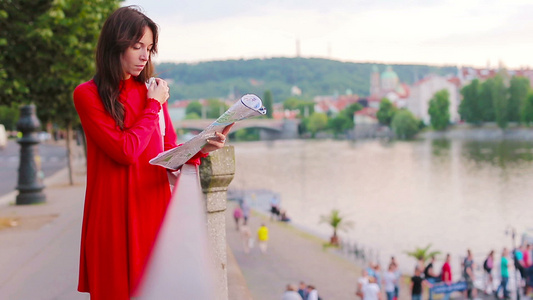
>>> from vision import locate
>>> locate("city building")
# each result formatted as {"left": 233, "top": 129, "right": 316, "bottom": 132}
{"left": 313, "top": 94, "right": 360, "bottom": 115}
{"left": 406, "top": 75, "right": 460, "bottom": 125}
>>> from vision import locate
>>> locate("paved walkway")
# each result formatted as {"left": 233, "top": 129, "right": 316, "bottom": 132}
{"left": 226, "top": 201, "right": 368, "bottom": 300}
{"left": 0, "top": 162, "right": 89, "bottom": 300}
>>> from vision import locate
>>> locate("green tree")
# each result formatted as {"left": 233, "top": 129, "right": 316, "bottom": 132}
{"left": 184, "top": 112, "right": 200, "bottom": 120}
{"left": 522, "top": 91, "right": 533, "bottom": 125}
{"left": 342, "top": 102, "right": 363, "bottom": 119}
{"left": 391, "top": 109, "right": 419, "bottom": 139}
{"left": 283, "top": 97, "right": 314, "bottom": 118}
{"left": 319, "top": 209, "right": 354, "bottom": 246}
{"left": 206, "top": 98, "right": 228, "bottom": 119}
{"left": 283, "top": 97, "right": 300, "bottom": 110}
{"left": 263, "top": 90, "right": 273, "bottom": 118}
{"left": 491, "top": 75, "right": 508, "bottom": 129}
{"left": 459, "top": 79, "right": 482, "bottom": 124}
{"left": 296, "top": 101, "right": 314, "bottom": 118}
{"left": 405, "top": 244, "right": 441, "bottom": 262}
{"left": 428, "top": 89, "right": 450, "bottom": 130}
{"left": 0, "top": 0, "right": 120, "bottom": 184}
{"left": 376, "top": 98, "right": 397, "bottom": 126}
{"left": 0, "top": 0, "right": 54, "bottom": 104}
{"left": 306, "top": 112, "right": 328, "bottom": 137}
{"left": 0, "top": 105, "right": 20, "bottom": 131}
{"left": 479, "top": 78, "right": 496, "bottom": 122}
{"left": 508, "top": 76, "right": 530, "bottom": 123}
{"left": 328, "top": 114, "right": 352, "bottom": 138}
{"left": 234, "top": 128, "right": 260, "bottom": 141}
{"left": 186, "top": 101, "right": 203, "bottom": 117}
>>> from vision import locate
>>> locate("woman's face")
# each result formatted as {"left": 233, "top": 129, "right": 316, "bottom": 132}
{"left": 121, "top": 26, "right": 153, "bottom": 80}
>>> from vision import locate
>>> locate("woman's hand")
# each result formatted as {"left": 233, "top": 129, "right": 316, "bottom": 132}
{"left": 200, "top": 123, "right": 234, "bottom": 154}
{"left": 147, "top": 78, "right": 170, "bottom": 104}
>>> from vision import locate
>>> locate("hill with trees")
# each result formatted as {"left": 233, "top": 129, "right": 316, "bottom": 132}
{"left": 156, "top": 58, "right": 457, "bottom": 102}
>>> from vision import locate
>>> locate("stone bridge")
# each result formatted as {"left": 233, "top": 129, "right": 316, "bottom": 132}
{"left": 173, "top": 118, "right": 300, "bottom": 140}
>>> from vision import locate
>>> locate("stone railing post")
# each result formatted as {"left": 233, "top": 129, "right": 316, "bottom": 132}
{"left": 199, "top": 146, "right": 235, "bottom": 300}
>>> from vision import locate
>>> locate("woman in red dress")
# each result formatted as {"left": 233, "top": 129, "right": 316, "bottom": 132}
{"left": 73, "top": 6, "right": 230, "bottom": 300}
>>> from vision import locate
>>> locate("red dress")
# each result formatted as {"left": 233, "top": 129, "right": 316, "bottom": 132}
{"left": 73, "top": 77, "right": 204, "bottom": 299}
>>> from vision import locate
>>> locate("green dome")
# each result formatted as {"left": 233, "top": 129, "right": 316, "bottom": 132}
{"left": 381, "top": 66, "right": 398, "bottom": 79}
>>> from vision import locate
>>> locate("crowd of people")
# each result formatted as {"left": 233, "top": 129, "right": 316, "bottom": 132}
{"left": 233, "top": 202, "right": 270, "bottom": 254}
{"left": 354, "top": 244, "right": 533, "bottom": 300}
{"left": 233, "top": 196, "right": 533, "bottom": 300}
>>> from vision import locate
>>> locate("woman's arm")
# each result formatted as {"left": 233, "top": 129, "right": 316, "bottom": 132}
{"left": 74, "top": 83, "right": 160, "bottom": 165}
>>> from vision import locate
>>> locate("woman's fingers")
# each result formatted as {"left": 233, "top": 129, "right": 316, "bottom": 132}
{"left": 201, "top": 124, "right": 234, "bottom": 153}
{"left": 215, "top": 131, "right": 226, "bottom": 143}
{"left": 221, "top": 123, "right": 234, "bottom": 135}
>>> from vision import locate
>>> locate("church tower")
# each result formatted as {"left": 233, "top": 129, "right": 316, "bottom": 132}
{"left": 370, "top": 65, "right": 380, "bottom": 96}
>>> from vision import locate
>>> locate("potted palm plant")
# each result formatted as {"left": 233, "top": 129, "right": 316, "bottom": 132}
{"left": 320, "top": 209, "right": 354, "bottom": 246}
{"left": 405, "top": 243, "right": 441, "bottom": 264}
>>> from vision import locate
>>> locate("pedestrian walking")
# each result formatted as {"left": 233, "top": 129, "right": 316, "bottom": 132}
{"left": 424, "top": 255, "right": 440, "bottom": 300}
{"left": 361, "top": 276, "right": 382, "bottom": 300}
{"left": 73, "top": 6, "right": 231, "bottom": 299}
{"left": 257, "top": 223, "right": 269, "bottom": 254}
{"left": 441, "top": 254, "right": 453, "bottom": 300}
{"left": 298, "top": 281, "right": 308, "bottom": 300}
{"left": 240, "top": 220, "right": 253, "bottom": 254}
{"left": 356, "top": 269, "right": 370, "bottom": 299}
{"left": 306, "top": 285, "right": 320, "bottom": 300}
{"left": 374, "top": 263, "right": 383, "bottom": 290}
{"left": 515, "top": 245, "right": 526, "bottom": 282}
{"left": 233, "top": 205, "right": 243, "bottom": 230}
{"left": 522, "top": 244, "right": 533, "bottom": 295}
{"left": 523, "top": 244, "right": 531, "bottom": 268}
{"left": 495, "top": 248, "right": 511, "bottom": 299}
{"left": 462, "top": 249, "right": 476, "bottom": 300}
{"left": 383, "top": 264, "right": 398, "bottom": 300}
{"left": 390, "top": 256, "right": 401, "bottom": 300}
{"left": 411, "top": 267, "right": 430, "bottom": 300}
{"left": 483, "top": 250, "right": 495, "bottom": 294}
{"left": 242, "top": 199, "right": 250, "bottom": 224}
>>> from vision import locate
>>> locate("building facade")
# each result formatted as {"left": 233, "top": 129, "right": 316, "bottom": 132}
{"left": 406, "top": 75, "right": 460, "bottom": 125}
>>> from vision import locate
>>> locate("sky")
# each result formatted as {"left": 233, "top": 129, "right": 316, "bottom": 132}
{"left": 123, "top": 0, "right": 533, "bottom": 69}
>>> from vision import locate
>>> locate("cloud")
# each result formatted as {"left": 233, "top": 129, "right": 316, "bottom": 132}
{"left": 124, "top": 0, "right": 533, "bottom": 68}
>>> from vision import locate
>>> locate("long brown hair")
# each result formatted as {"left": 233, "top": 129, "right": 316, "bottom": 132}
{"left": 94, "top": 6, "right": 158, "bottom": 129}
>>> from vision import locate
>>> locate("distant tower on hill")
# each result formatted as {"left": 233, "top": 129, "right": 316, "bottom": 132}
{"left": 370, "top": 65, "right": 380, "bottom": 96}
{"left": 296, "top": 38, "right": 301, "bottom": 57}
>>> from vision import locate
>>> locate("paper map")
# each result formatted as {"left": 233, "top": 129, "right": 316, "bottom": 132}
{"left": 149, "top": 94, "right": 266, "bottom": 169}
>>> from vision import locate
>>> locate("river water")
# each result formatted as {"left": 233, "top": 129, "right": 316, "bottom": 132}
{"left": 229, "top": 138, "right": 533, "bottom": 274}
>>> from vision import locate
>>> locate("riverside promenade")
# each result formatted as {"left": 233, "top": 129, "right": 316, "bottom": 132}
{"left": 226, "top": 200, "right": 365, "bottom": 300}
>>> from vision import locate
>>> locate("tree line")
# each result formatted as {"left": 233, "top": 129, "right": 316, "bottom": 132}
{"left": 459, "top": 74, "right": 532, "bottom": 128}
{"left": 376, "top": 90, "right": 451, "bottom": 140}
{"left": 374, "top": 72, "right": 533, "bottom": 140}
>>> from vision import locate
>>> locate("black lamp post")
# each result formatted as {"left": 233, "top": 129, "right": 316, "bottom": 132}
{"left": 15, "top": 104, "right": 46, "bottom": 205}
